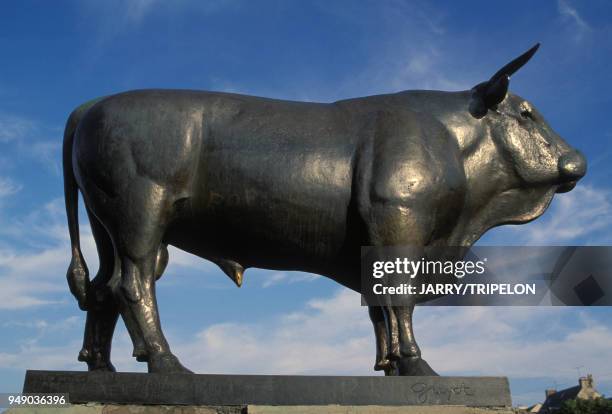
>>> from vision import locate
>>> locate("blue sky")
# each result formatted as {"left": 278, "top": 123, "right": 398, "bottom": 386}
{"left": 0, "top": 0, "right": 611, "bottom": 408}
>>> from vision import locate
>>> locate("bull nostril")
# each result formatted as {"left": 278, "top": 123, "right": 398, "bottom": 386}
{"left": 558, "top": 151, "right": 587, "bottom": 180}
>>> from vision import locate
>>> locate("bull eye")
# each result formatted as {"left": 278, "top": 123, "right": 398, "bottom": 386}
{"left": 520, "top": 109, "right": 533, "bottom": 120}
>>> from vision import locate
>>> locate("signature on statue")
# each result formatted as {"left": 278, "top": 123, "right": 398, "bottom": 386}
{"left": 411, "top": 382, "right": 475, "bottom": 403}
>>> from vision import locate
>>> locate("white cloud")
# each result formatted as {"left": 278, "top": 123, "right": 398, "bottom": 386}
{"left": 0, "top": 244, "right": 74, "bottom": 309}
{"left": 0, "top": 316, "right": 83, "bottom": 371}
{"left": 0, "top": 177, "right": 21, "bottom": 198}
{"left": 172, "top": 289, "right": 374, "bottom": 375}
{"left": 0, "top": 342, "right": 82, "bottom": 371}
{"left": 261, "top": 271, "right": 319, "bottom": 288}
{"left": 387, "top": 48, "right": 469, "bottom": 92}
{"left": 417, "top": 307, "right": 611, "bottom": 378}
{"left": 207, "top": 1, "right": 470, "bottom": 102}
{"left": 162, "top": 292, "right": 605, "bottom": 381}
{"left": 0, "top": 113, "right": 36, "bottom": 143}
{"left": 0, "top": 198, "right": 99, "bottom": 310}
{"left": 124, "top": 0, "right": 159, "bottom": 22}
{"left": 80, "top": 0, "right": 242, "bottom": 40}
{"left": 339, "top": 2, "right": 472, "bottom": 94}
{"left": 29, "top": 140, "right": 62, "bottom": 175}
{"left": 79, "top": 0, "right": 159, "bottom": 29}
{"left": 558, "top": 0, "right": 591, "bottom": 42}
{"left": 121, "top": 0, "right": 240, "bottom": 23}
{"left": 261, "top": 272, "right": 287, "bottom": 288}
{"left": 558, "top": 0, "right": 590, "bottom": 31}
{"left": 166, "top": 246, "right": 217, "bottom": 273}
{"left": 0, "top": 319, "right": 142, "bottom": 373}
{"left": 0, "top": 112, "right": 63, "bottom": 173}
{"left": 3, "top": 316, "right": 79, "bottom": 331}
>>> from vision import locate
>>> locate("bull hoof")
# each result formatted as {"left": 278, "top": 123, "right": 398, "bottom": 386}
{"left": 385, "top": 360, "right": 399, "bottom": 376}
{"left": 148, "top": 353, "right": 193, "bottom": 374}
{"left": 374, "top": 358, "right": 400, "bottom": 376}
{"left": 398, "top": 357, "right": 438, "bottom": 376}
{"left": 373, "top": 358, "right": 390, "bottom": 372}
{"left": 79, "top": 348, "right": 116, "bottom": 372}
{"left": 89, "top": 361, "right": 116, "bottom": 372}
{"left": 133, "top": 348, "right": 149, "bottom": 362}
{"left": 78, "top": 348, "right": 91, "bottom": 362}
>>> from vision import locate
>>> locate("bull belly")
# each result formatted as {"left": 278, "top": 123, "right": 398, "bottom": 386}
{"left": 163, "top": 202, "right": 353, "bottom": 275}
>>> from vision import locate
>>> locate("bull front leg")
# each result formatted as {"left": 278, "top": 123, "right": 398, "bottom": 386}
{"left": 369, "top": 306, "right": 391, "bottom": 372}
{"left": 392, "top": 304, "right": 438, "bottom": 376}
{"left": 363, "top": 199, "right": 439, "bottom": 376}
{"left": 368, "top": 306, "right": 401, "bottom": 375}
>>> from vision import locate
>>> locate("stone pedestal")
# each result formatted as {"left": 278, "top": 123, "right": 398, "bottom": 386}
{"left": 18, "top": 370, "right": 513, "bottom": 412}
{"left": 5, "top": 404, "right": 520, "bottom": 414}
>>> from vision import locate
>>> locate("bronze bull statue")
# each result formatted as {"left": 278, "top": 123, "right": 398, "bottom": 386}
{"left": 63, "top": 43, "right": 586, "bottom": 375}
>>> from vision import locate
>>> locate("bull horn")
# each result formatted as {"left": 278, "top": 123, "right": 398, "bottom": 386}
{"left": 489, "top": 43, "right": 540, "bottom": 85}
{"left": 469, "top": 43, "right": 540, "bottom": 118}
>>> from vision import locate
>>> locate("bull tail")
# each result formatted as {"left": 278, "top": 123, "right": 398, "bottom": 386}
{"left": 63, "top": 98, "right": 103, "bottom": 311}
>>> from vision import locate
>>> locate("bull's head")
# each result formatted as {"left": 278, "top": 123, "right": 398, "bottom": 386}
{"left": 468, "top": 44, "right": 586, "bottom": 198}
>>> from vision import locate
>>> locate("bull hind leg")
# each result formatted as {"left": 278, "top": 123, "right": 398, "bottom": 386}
{"left": 117, "top": 247, "right": 190, "bottom": 373}
{"left": 99, "top": 180, "right": 190, "bottom": 373}
{"left": 127, "top": 251, "right": 245, "bottom": 363}
{"left": 79, "top": 208, "right": 170, "bottom": 370}
{"left": 78, "top": 207, "right": 119, "bottom": 372}
{"left": 128, "top": 243, "right": 169, "bottom": 362}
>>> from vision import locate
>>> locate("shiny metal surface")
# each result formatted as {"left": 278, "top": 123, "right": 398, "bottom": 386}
{"left": 63, "top": 44, "right": 585, "bottom": 375}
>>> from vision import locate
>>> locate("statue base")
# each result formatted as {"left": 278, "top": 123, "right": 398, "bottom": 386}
{"left": 5, "top": 404, "right": 519, "bottom": 414}
{"left": 22, "top": 370, "right": 512, "bottom": 408}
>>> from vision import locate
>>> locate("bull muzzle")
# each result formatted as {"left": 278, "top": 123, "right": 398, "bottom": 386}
{"left": 556, "top": 151, "right": 587, "bottom": 193}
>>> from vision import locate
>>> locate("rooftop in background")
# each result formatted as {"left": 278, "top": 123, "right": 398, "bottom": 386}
{"left": 537, "top": 374, "right": 602, "bottom": 412}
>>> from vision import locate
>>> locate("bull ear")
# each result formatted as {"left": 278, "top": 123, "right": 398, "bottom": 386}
{"left": 468, "top": 43, "right": 540, "bottom": 119}
{"left": 468, "top": 88, "right": 488, "bottom": 119}
{"left": 483, "top": 75, "right": 509, "bottom": 109}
